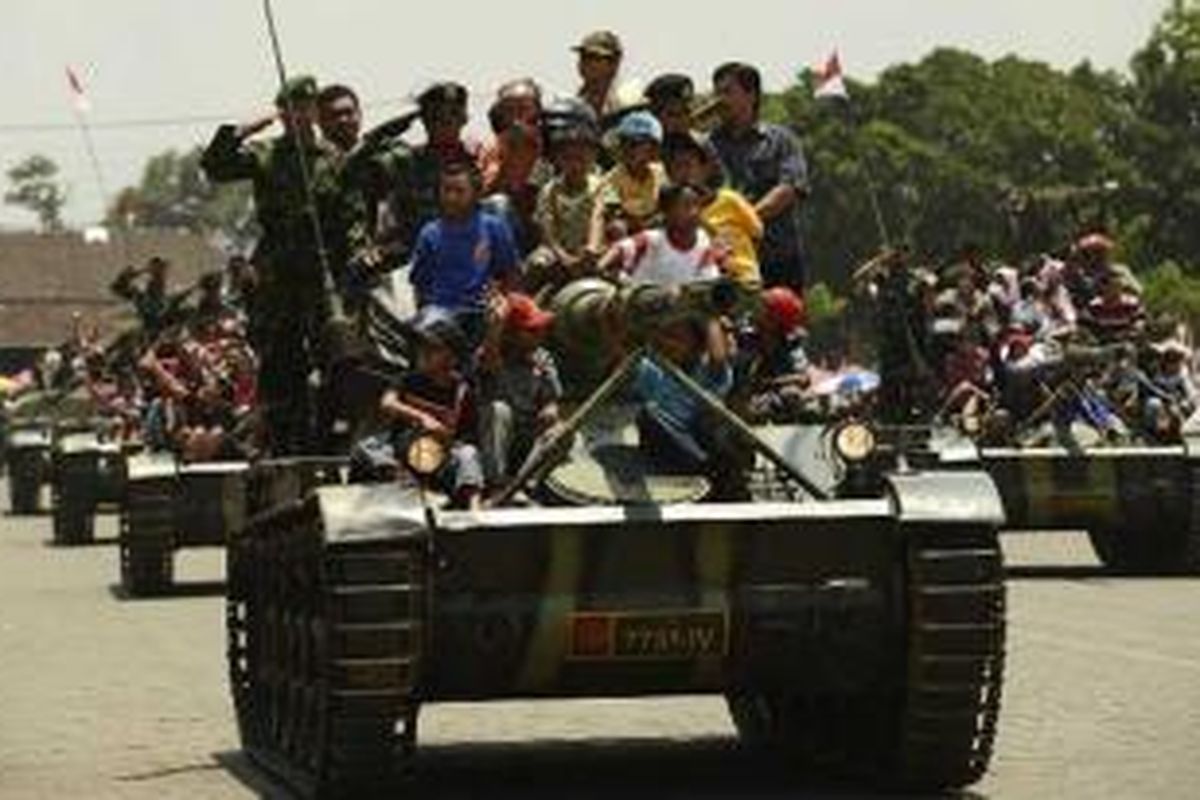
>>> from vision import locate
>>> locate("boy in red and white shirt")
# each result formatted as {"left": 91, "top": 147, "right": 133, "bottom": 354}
{"left": 599, "top": 183, "right": 725, "bottom": 288}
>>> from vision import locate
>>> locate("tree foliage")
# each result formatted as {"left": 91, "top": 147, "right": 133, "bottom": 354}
{"left": 761, "top": 1, "right": 1200, "bottom": 290}
{"left": 109, "top": 147, "right": 254, "bottom": 243}
{"left": 4, "top": 154, "right": 68, "bottom": 232}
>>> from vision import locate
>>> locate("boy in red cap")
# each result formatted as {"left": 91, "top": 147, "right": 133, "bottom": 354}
{"left": 736, "top": 287, "right": 814, "bottom": 422}
{"left": 477, "top": 292, "right": 563, "bottom": 486}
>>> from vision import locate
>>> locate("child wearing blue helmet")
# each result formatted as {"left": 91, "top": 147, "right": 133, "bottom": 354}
{"left": 590, "top": 111, "right": 668, "bottom": 246}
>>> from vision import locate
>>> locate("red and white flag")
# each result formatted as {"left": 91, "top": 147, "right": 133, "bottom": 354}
{"left": 65, "top": 66, "right": 91, "bottom": 113}
{"left": 813, "top": 51, "right": 848, "bottom": 100}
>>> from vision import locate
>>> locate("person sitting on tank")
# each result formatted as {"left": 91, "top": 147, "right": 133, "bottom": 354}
{"left": 1064, "top": 232, "right": 1141, "bottom": 309}
{"left": 591, "top": 111, "right": 668, "bottom": 244}
{"left": 137, "top": 333, "right": 250, "bottom": 462}
{"left": 479, "top": 79, "right": 552, "bottom": 256}
{"left": 410, "top": 161, "right": 522, "bottom": 350}
{"left": 1140, "top": 339, "right": 1198, "bottom": 443}
{"left": 525, "top": 102, "right": 605, "bottom": 298}
{"left": 476, "top": 292, "right": 562, "bottom": 489}
{"left": 1082, "top": 266, "right": 1145, "bottom": 344}
{"left": 598, "top": 183, "right": 726, "bottom": 289}
{"left": 377, "top": 309, "right": 484, "bottom": 510}
{"left": 663, "top": 130, "right": 762, "bottom": 291}
{"left": 937, "top": 324, "right": 995, "bottom": 429}
{"left": 631, "top": 305, "right": 736, "bottom": 482}
{"left": 734, "top": 287, "right": 815, "bottom": 423}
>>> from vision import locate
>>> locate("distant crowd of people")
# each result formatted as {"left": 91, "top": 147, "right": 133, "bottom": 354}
{"left": 859, "top": 232, "right": 1197, "bottom": 445}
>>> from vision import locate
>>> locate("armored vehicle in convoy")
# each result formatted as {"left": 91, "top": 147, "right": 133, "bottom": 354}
{"left": 227, "top": 331, "right": 1008, "bottom": 797}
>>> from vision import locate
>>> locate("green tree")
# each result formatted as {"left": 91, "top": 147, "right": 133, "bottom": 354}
{"left": 1130, "top": 0, "right": 1200, "bottom": 267}
{"left": 4, "top": 154, "right": 68, "bottom": 232}
{"left": 771, "top": 48, "right": 1143, "bottom": 287}
{"left": 110, "top": 147, "right": 254, "bottom": 242}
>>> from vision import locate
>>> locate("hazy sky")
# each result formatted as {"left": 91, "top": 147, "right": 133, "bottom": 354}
{"left": 0, "top": 0, "right": 1169, "bottom": 227}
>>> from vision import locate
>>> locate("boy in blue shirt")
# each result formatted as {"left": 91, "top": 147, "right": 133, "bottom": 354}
{"left": 410, "top": 161, "right": 520, "bottom": 347}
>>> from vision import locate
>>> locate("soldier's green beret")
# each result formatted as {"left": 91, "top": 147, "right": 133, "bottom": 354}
{"left": 275, "top": 75, "right": 319, "bottom": 108}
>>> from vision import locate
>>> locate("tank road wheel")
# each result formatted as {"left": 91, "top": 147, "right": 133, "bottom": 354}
{"left": 725, "top": 525, "right": 1005, "bottom": 791}
{"left": 228, "top": 498, "right": 424, "bottom": 799}
{"left": 893, "top": 525, "right": 1005, "bottom": 790}
{"left": 52, "top": 473, "right": 94, "bottom": 546}
{"left": 120, "top": 479, "right": 176, "bottom": 597}
{"left": 8, "top": 451, "right": 42, "bottom": 514}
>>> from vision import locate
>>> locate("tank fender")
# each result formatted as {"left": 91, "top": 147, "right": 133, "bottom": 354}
{"left": 125, "top": 453, "right": 180, "bottom": 483}
{"left": 886, "top": 472, "right": 1005, "bottom": 527}
{"left": 8, "top": 429, "right": 51, "bottom": 449}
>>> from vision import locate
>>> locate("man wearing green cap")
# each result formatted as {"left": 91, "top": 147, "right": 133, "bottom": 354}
{"left": 201, "top": 74, "right": 349, "bottom": 455}
{"left": 347, "top": 81, "right": 482, "bottom": 268}
{"left": 574, "top": 31, "right": 624, "bottom": 122}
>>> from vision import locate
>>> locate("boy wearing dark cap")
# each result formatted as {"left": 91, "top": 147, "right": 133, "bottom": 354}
{"left": 477, "top": 293, "right": 563, "bottom": 485}
{"left": 379, "top": 309, "right": 484, "bottom": 508}
{"left": 527, "top": 108, "right": 604, "bottom": 295}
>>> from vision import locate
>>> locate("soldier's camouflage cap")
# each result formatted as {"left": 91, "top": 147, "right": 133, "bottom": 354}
{"left": 573, "top": 30, "right": 623, "bottom": 59}
{"left": 275, "top": 75, "right": 319, "bottom": 108}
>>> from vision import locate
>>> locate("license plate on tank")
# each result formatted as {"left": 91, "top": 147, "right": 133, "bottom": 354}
{"left": 568, "top": 611, "right": 727, "bottom": 660}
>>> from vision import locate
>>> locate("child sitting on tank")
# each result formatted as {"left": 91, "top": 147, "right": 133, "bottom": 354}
{"left": 734, "top": 287, "right": 814, "bottom": 423}
{"left": 476, "top": 292, "right": 563, "bottom": 489}
{"left": 598, "top": 183, "right": 725, "bottom": 289}
{"left": 525, "top": 104, "right": 604, "bottom": 297}
{"left": 662, "top": 131, "right": 763, "bottom": 291}
{"left": 631, "top": 306, "right": 743, "bottom": 495}
{"left": 1141, "top": 339, "right": 1197, "bottom": 443}
{"left": 591, "top": 111, "right": 668, "bottom": 244}
{"left": 410, "top": 161, "right": 521, "bottom": 349}
{"left": 376, "top": 309, "right": 484, "bottom": 509}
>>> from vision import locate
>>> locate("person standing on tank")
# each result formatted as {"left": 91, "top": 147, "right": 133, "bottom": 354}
{"left": 710, "top": 62, "right": 810, "bottom": 293}
{"left": 200, "top": 75, "right": 346, "bottom": 455}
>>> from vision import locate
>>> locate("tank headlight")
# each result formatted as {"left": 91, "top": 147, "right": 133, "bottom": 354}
{"left": 833, "top": 423, "right": 877, "bottom": 464}
{"left": 405, "top": 435, "right": 447, "bottom": 477}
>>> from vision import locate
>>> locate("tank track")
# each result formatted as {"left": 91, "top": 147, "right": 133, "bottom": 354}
{"left": 1186, "top": 459, "right": 1200, "bottom": 574}
{"left": 725, "top": 523, "right": 1005, "bottom": 790}
{"left": 8, "top": 450, "right": 43, "bottom": 515}
{"left": 898, "top": 524, "right": 1005, "bottom": 789}
{"left": 228, "top": 496, "right": 423, "bottom": 799}
{"left": 52, "top": 469, "right": 95, "bottom": 546}
{"left": 120, "top": 478, "right": 177, "bottom": 597}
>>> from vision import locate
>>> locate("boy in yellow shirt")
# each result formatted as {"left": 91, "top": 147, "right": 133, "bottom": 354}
{"left": 664, "top": 131, "right": 763, "bottom": 288}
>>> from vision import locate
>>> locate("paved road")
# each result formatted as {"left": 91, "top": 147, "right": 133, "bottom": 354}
{"left": 1, "top": 499, "right": 1199, "bottom": 799}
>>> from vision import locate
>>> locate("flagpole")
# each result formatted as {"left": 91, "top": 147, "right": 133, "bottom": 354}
{"left": 67, "top": 68, "right": 133, "bottom": 265}
{"left": 812, "top": 52, "right": 892, "bottom": 250}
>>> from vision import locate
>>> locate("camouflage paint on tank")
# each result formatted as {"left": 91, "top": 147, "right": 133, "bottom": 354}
{"left": 978, "top": 446, "right": 1190, "bottom": 533}
{"left": 311, "top": 474, "right": 1002, "bottom": 701}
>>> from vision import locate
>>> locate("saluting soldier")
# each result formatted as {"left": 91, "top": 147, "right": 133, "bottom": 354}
{"left": 200, "top": 75, "right": 346, "bottom": 455}
{"left": 347, "top": 82, "right": 482, "bottom": 271}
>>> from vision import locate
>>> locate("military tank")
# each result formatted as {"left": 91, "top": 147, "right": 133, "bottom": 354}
{"left": 924, "top": 426, "right": 1200, "bottom": 575}
{"left": 227, "top": 286, "right": 1007, "bottom": 798}
{"left": 119, "top": 453, "right": 345, "bottom": 597}
{"left": 49, "top": 426, "right": 130, "bottom": 545}
{"left": 5, "top": 416, "right": 51, "bottom": 515}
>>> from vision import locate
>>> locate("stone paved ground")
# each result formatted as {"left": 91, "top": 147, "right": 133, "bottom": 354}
{"left": 1, "top": 499, "right": 1198, "bottom": 799}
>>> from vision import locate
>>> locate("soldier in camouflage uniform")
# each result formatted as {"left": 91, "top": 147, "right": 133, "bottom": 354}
{"left": 346, "top": 83, "right": 481, "bottom": 269}
{"left": 201, "top": 75, "right": 349, "bottom": 455}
